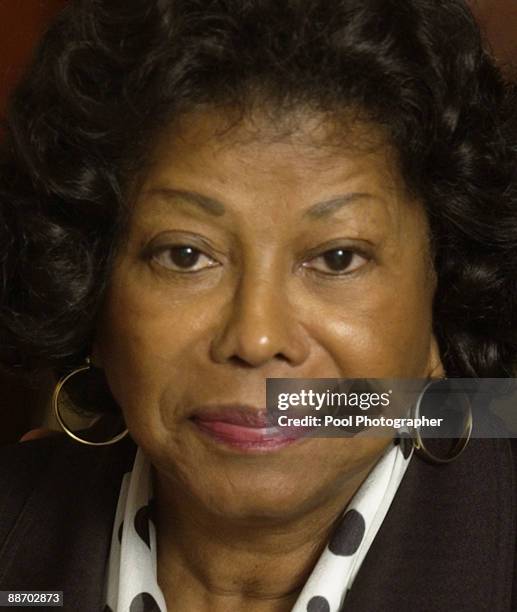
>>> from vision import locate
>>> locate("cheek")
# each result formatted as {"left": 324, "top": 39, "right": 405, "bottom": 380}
{"left": 305, "top": 268, "right": 435, "bottom": 378}
{"left": 94, "top": 273, "right": 218, "bottom": 433}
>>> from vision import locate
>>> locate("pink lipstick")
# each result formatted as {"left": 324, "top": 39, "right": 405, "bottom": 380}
{"left": 190, "top": 405, "right": 308, "bottom": 453}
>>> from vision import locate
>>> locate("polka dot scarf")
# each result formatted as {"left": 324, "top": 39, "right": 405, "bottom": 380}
{"left": 103, "top": 438, "right": 413, "bottom": 612}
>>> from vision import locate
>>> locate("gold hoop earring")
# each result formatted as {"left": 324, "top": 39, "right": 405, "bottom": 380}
{"left": 412, "top": 379, "right": 472, "bottom": 464}
{"left": 52, "top": 358, "right": 129, "bottom": 446}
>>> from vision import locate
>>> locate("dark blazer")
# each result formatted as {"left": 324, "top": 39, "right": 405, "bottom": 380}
{"left": 0, "top": 434, "right": 515, "bottom": 612}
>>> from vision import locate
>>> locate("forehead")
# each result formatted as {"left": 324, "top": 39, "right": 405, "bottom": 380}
{"left": 140, "top": 107, "right": 404, "bottom": 198}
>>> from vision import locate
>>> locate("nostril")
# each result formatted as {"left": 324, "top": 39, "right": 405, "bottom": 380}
{"left": 228, "top": 355, "right": 256, "bottom": 368}
{"left": 227, "top": 352, "right": 292, "bottom": 368}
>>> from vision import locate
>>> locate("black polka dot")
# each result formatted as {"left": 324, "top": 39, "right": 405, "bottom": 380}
{"left": 307, "top": 595, "right": 330, "bottom": 612}
{"left": 130, "top": 592, "right": 161, "bottom": 612}
{"left": 117, "top": 520, "right": 124, "bottom": 544}
{"left": 397, "top": 432, "right": 413, "bottom": 459}
{"left": 328, "top": 509, "right": 366, "bottom": 556}
{"left": 134, "top": 505, "right": 152, "bottom": 549}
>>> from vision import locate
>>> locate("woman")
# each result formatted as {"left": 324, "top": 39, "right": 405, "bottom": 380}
{"left": 0, "top": 1, "right": 516, "bottom": 610}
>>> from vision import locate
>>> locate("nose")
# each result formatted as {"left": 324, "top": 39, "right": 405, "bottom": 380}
{"left": 210, "top": 273, "right": 310, "bottom": 368}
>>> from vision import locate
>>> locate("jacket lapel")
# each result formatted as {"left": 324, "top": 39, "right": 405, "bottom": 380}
{"left": 0, "top": 435, "right": 137, "bottom": 612}
{"left": 345, "top": 439, "right": 516, "bottom": 611}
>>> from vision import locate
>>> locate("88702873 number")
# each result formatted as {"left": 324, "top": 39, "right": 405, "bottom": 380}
{"left": 0, "top": 591, "right": 63, "bottom": 607}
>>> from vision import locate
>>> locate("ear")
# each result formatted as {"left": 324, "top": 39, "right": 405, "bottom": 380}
{"left": 428, "top": 335, "right": 445, "bottom": 378}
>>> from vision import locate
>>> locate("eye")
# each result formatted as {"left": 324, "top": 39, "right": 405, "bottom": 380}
{"left": 152, "top": 245, "right": 219, "bottom": 272}
{"left": 303, "top": 248, "right": 369, "bottom": 275}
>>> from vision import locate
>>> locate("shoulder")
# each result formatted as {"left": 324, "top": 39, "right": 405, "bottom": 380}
{"left": 0, "top": 434, "right": 137, "bottom": 602}
{"left": 0, "top": 435, "right": 69, "bottom": 529}
{"left": 0, "top": 435, "right": 63, "bottom": 487}
{"left": 0, "top": 433, "right": 137, "bottom": 552}
{"left": 0, "top": 432, "right": 136, "bottom": 491}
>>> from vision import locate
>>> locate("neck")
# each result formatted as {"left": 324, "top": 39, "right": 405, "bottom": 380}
{"left": 153, "top": 462, "right": 375, "bottom": 612}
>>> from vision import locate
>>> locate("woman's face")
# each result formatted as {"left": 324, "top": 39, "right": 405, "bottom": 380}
{"left": 94, "top": 109, "right": 442, "bottom": 520}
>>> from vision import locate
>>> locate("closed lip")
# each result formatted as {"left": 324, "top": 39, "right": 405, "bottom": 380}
{"left": 189, "top": 404, "right": 314, "bottom": 450}
{"left": 189, "top": 405, "right": 275, "bottom": 428}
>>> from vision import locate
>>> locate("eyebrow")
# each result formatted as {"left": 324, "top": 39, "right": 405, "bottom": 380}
{"left": 143, "top": 187, "right": 373, "bottom": 219}
{"left": 304, "top": 192, "right": 374, "bottom": 219}
{"left": 143, "top": 187, "right": 226, "bottom": 216}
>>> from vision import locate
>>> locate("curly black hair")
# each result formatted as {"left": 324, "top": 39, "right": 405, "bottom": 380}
{"left": 1, "top": 0, "right": 516, "bottom": 380}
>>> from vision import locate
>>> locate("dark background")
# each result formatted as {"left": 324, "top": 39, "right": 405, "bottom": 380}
{"left": 1, "top": 0, "right": 516, "bottom": 444}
